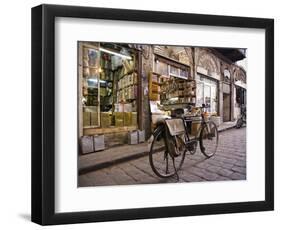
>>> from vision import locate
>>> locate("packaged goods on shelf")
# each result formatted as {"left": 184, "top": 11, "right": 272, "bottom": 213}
{"left": 128, "top": 74, "right": 134, "bottom": 85}
{"left": 83, "top": 112, "right": 91, "bottom": 126}
{"left": 115, "top": 112, "right": 124, "bottom": 120}
{"left": 152, "top": 74, "right": 159, "bottom": 82}
{"left": 91, "top": 112, "right": 99, "bottom": 126}
{"left": 84, "top": 106, "right": 97, "bottom": 113}
{"left": 88, "top": 49, "right": 99, "bottom": 66}
{"left": 114, "top": 103, "right": 124, "bottom": 112}
{"left": 115, "top": 119, "right": 124, "bottom": 127}
{"left": 133, "top": 72, "right": 138, "bottom": 84}
{"left": 151, "top": 84, "right": 160, "bottom": 93}
{"left": 89, "top": 68, "right": 98, "bottom": 76}
{"left": 134, "top": 85, "right": 138, "bottom": 98}
{"left": 100, "top": 87, "right": 107, "bottom": 97}
{"left": 132, "top": 112, "right": 137, "bottom": 126}
{"left": 83, "top": 67, "right": 90, "bottom": 77}
{"left": 124, "top": 112, "right": 132, "bottom": 126}
{"left": 83, "top": 47, "right": 89, "bottom": 59}
{"left": 100, "top": 112, "right": 111, "bottom": 128}
{"left": 150, "top": 93, "right": 160, "bottom": 101}
{"left": 124, "top": 103, "right": 132, "bottom": 112}
{"left": 114, "top": 112, "right": 124, "bottom": 127}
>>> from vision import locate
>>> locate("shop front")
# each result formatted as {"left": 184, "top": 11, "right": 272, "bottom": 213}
{"left": 196, "top": 74, "right": 218, "bottom": 114}
{"left": 78, "top": 42, "right": 142, "bottom": 149}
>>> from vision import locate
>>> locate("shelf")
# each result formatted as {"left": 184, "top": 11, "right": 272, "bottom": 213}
{"left": 83, "top": 65, "right": 99, "bottom": 69}
{"left": 152, "top": 81, "right": 163, "bottom": 86}
{"left": 163, "top": 102, "right": 196, "bottom": 106}
{"left": 117, "top": 83, "right": 137, "bottom": 91}
{"left": 119, "top": 69, "right": 137, "bottom": 80}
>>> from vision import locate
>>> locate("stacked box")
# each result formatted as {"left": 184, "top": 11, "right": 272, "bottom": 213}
{"left": 138, "top": 130, "right": 145, "bottom": 143}
{"left": 114, "top": 112, "right": 124, "bottom": 127}
{"left": 133, "top": 73, "right": 138, "bottom": 84}
{"left": 124, "top": 103, "right": 132, "bottom": 112}
{"left": 91, "top": 112, "right": 99, "bottom": 126}
{"left": 83, "top": 112, "right": 91, "bottom": 127}
{"left": 101, "top": 112, "right": 111, "bottom": 128}
{"left": 84, "top": 106, "right": 95, "bottom": 113}
{"left": 128, "top": 131, "right": 138, "bottom": 145}
{"left": 132, "top": 112, "right": 137, "bottom": 126}
{"left": 80, "top": 136, "right": 94, "bottom": 154}
{"left": 150, "top": 93, "right": 160, "bottom": 101}
{"left": 94, "top": 135, "right": 105, "bottom": 151}
{"left": 124, "top": 112, "right": 132, "bottom": 126}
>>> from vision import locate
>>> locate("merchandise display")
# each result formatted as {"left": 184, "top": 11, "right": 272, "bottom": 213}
{"left": 81, "top": 43, "right": 138, "bottom": 129}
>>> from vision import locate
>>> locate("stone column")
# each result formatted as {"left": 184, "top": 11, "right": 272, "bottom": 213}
{"left": 230, "top": 83, "right": 236, "bottom": 121}
{"left": 219, "top": 81, "right": 224, "bottom": 122}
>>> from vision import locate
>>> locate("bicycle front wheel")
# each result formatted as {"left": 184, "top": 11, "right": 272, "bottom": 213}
{"left": 199, "top": 121, "right": 219, "bottom": 158}
{"left": 149, "top": 125, "right": 186, "bottom": 178}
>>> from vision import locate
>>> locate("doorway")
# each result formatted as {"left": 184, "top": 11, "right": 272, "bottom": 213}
{"left": 223, "top": 93, "right": 231, "bottom": 121}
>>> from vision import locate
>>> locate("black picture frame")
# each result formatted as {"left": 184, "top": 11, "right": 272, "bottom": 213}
{"left": 31, "top": 4, "right": 274, "bottom": 225}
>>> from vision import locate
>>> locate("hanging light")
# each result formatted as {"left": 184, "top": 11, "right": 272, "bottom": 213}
{"left": 99, "top": 47, "right": 132, "bottom": 60}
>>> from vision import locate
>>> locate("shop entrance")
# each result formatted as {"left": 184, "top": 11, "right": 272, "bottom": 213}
{"left": 223, "top": 93, "right": 231, "bottom": 121}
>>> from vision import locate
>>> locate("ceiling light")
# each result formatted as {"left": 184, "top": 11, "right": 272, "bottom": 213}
{"left": 99, "top": 47, "right": 132, "bottom": 60}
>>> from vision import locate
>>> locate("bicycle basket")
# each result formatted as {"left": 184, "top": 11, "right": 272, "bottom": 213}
{"left": 165, "top": 119, "right": 186, "bottom": 157}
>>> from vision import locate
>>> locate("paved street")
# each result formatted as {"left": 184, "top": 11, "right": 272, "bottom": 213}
{"left": 79, "top": 127, "right": 246, "bottom": 186}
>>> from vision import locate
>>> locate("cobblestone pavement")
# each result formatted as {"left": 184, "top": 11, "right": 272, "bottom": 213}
{"left": 79, "top": 127, "right": 246, "bottom": 186}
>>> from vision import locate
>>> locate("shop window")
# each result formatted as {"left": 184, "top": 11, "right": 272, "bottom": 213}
{"left": 155, "top": 60, "right": 169, "bottom": 76}
{"left": 81, "top": 43, "right": 138, "bottom": 129}
{"left": 196, "top": 75, "right": 218, "bottom": 114}
{"left": 236, "top": 86, "right": 246, "bottom": 105}
{"left": 154, "top": 55, "right": 189, "bottom": 79}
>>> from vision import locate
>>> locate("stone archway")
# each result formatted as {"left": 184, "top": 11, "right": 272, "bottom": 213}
{"left": 197, "top": 50, "right": 220, "bottom": 75}
{"left": 234, "top": 68, "right": 246, "bottom": 84}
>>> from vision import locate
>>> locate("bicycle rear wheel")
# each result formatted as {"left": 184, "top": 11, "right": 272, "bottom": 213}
{"left": 199, "top": 121, "right": 218, "bottom": 158}
{"left": 149, "top": 125, "right": 186, "bottom": 178}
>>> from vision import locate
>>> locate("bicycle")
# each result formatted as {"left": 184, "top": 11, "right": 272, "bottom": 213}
{"left": 148, "top": 104, "right": 219, "bottom": 178}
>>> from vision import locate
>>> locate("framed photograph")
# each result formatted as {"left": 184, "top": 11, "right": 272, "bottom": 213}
{"left": 31, "top": 4, "right": 274, "bottom": 225}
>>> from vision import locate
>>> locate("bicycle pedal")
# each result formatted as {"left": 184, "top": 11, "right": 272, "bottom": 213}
{"left": 186, "top": 140, "right": 197, "bottom": 151}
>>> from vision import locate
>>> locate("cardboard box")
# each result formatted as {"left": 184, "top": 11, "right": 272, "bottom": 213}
{"left": 114, "top": 112, "right": 124, "bottom": 120}
{"left": 91, "top": 112, "right": 99, "bottom": 126}
{"left": 101, "top": 112, "right": 111, "bottom": 128}
{"left": 83, "top": 112, "right": 91, "bottom": 127}
{"left": 132, "top": 112, "right": 137, "bottom": 126}
{"left": 80, "top": 136, "right": 94, "bottom": 154}
{"left": 115, "top": 119, "right": 124, "bottom": 127}
{"left": 128, "top": 131, "right": 138, "bottom": 145}
{"left": 94, "top": 135, "right": 105, "bottom": 151}
{"left": 138, "top": 130, "right": 145, "bottom": 143}
{"left": 124, "top": 112, "right": 132, "bottom": 126}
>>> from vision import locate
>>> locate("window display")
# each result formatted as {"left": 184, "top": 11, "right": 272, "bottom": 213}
{"left": 196, "top": 75, "right": 218, "bottom": 113}
{"left": 81, "top": 43, "right": 138, "bottom": 129}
